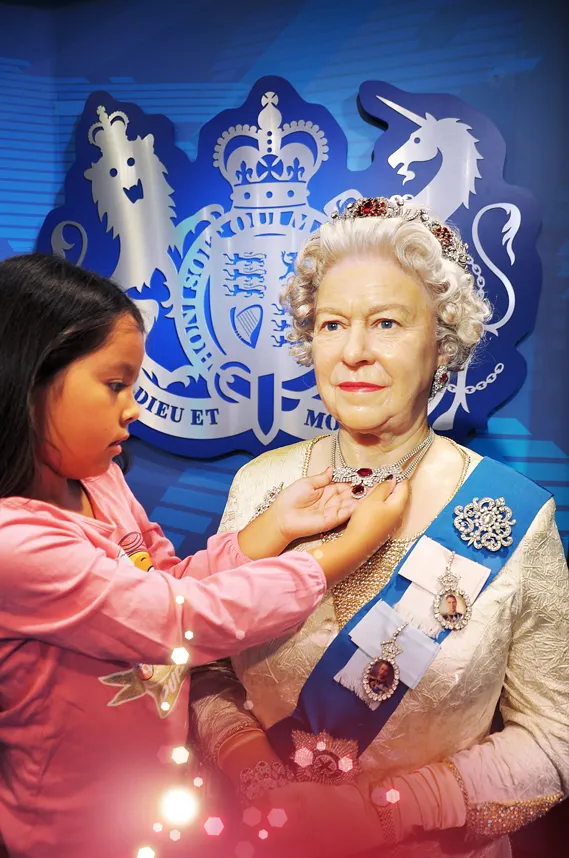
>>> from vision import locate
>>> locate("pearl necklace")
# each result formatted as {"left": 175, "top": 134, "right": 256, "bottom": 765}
{"left": 331, "top": 427, "right": 435, "bottom": 497}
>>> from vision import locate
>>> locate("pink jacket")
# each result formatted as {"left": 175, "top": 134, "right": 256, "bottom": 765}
{"left": 0, "top": 464, "right": 325, "bottom": 857}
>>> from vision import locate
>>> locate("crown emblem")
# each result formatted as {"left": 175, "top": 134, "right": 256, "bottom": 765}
{"left": 88, "top": 105, "right": 130, "bottom": 150}
{"left": 213, "top": 92, "right": 329, "bottom": 209}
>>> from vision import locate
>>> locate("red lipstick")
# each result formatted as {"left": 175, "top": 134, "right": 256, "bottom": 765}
{"left": 338, "top": 382, "right": 385, "bottom": 392}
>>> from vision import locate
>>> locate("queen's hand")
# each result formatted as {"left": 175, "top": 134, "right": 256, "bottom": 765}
{"left": 250, "top": 780, "right": 388, "bottom": 858}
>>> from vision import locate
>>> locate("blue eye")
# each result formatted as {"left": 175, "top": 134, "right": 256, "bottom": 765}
{"left": 324, "top": 321, "right": 340, "bottom": 332}
{"left": 108, "top": 382, "right": 126, "bottom": 393}
{"left": 379, "top": 319, "right": 395, "bottom": 329}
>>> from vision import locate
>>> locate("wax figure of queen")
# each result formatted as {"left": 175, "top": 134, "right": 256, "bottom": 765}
{"left": 190, "top": 197, "right": 569, "bottom": 858}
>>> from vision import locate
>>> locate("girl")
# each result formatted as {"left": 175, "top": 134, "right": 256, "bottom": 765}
{"left": 0, "top": 254, "right": 407, "bottom": 858}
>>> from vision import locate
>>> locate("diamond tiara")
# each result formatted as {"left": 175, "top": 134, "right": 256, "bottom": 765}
{"left": 330, "top": 196, "right": 470, "bottom": 271}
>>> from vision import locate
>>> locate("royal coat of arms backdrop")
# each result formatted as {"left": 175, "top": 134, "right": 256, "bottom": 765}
{"left": 38, "top": 76, "right": 540, "bottom": 457}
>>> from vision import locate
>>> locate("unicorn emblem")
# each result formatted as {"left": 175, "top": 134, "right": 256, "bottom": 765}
{"left": 376, "top": 92, "right": 523, "bottom": 431}
{"left": 378, "top": 96, "right": 483, "bottom": 221}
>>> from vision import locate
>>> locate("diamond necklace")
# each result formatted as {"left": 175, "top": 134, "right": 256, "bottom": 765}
{"left": 331, "top": 427, "right": 435, "bottom": 498}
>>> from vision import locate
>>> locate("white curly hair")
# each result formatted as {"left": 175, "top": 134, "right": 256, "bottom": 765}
{"left": 281, "top": 203, "right": 492, "bottom": 371}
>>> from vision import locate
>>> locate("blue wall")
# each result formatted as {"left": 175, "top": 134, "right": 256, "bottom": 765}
{"left": 0, "top": 0, "right": 567, "bottom": 551}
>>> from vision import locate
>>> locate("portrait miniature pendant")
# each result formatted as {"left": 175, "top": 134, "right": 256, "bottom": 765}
{"left": 362, "top": 623, "right": 407, "bottom": 704}
{"left": 433, "top": 551, "right": 472, "bottom": 631}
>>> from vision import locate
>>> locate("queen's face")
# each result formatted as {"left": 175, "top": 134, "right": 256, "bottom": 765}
{"left": 311, "top": 255, "right": 440, "bottom": 437}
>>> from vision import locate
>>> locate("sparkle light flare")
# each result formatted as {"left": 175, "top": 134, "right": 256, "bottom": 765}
{"left": 152, "top": 822, "right": 163, "bottom": 833}
{"left": 171, "top": 647, "right": 190, "bottom": 665}
{"left": 193, "top": 777, "right": 204, "bottom": 788}
{"left": 184, "top": 630, "right": 194, "bottom": 641}
{"left": 175, "top": 595, "right": 185, "bottom": 604}
{"left": 386, "top": 788, "right": 400, "bottom": 804}
{"left": 137, "top": 849, "right": 155, "bottom": 858}
{"left": 171, "top": 746, "right": 190, "bottom": 765}
{"left": 159, "top": 786, "right": 200, "bottom": 827}
{"left": 169, "top": 830, "right": 181, "bottom": 842}
{"left": 258, "top": 829, "right": 268, "bottom": 840}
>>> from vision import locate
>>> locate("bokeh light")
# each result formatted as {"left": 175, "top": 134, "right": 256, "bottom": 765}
{"left": 243, "top": 807, "right": 262, "bottom": 827}
{"left": 171, "top": 647, "right": 189, "bottom": 665}
{"left": 204, "top": 817, "right": 224, "bottom": 836}
{"left": 268, "top": 808, "right": 287, "bottom": 828}
{"left": 171, "top": 746, "right": 190, "bottom": 765}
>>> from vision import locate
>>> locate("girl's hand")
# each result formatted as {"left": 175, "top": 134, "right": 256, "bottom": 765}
{"left": 344, "top": 476, "right": 409, "bottom": 557}
{"left": 307, "top": 478, "right": 410, "bottom": 587}
{"left": 271, "top": 467, "right": 357, "bottom": 544}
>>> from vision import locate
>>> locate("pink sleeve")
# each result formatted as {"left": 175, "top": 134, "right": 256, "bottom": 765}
{"left": 0, "top": 519, "right": 326, "bottom": 667}
{"left": 113, "top": 466, "right": 248, "bottom": 580}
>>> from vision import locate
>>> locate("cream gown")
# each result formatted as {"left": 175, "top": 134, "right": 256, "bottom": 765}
{"left": 190, "top": 437, "right": 569, "bottom": 858}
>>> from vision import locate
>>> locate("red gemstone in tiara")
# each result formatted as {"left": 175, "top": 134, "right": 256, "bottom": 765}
{"left": 331, "top": 196, "right": 470, "bottom": 271}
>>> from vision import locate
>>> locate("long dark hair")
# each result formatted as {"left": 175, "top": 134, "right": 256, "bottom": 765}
{"left": 0, "top": 253, "right": 144, "bottom": 498}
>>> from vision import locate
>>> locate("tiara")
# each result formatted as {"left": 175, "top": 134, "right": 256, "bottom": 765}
{"left": 330, "top": 196, "right": 470, "bottom": 271}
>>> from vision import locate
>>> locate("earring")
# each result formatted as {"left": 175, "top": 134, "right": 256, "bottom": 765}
{"left": 429, "top": 366, "right": 449, "bottom": 399}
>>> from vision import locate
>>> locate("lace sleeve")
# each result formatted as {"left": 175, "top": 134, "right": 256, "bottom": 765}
{"left": 446, "top": 497, "right": 568, "bottom": 837}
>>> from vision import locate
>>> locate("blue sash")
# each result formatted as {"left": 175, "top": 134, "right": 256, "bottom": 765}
{"left": 267, "top": 457, "right": 549, "bottom": 759}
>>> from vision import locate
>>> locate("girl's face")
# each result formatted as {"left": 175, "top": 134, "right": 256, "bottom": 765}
{"left": 37, "top": 315, "right": 144, "bottom": 481}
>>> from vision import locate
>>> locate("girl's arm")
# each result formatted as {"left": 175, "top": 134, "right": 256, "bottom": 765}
{"left": 0, "top": 475, "right": 405, "bottom": 668}
{"left": 0, "top": 514, "right": 326, "bottom": 667}
{"left": 118, "top": 463, "right": 370, "bottom": 579}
